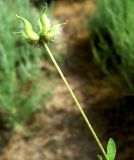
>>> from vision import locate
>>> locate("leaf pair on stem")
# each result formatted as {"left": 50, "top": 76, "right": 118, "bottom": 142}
{"left": 98, "top": 138, "right": 116, "bottom": 160}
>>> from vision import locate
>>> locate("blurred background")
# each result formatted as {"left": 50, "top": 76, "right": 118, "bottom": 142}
{"left": 0, "top": 0, "right": 134, "bottom": 159}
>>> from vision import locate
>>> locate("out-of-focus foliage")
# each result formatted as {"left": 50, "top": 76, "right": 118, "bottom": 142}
{"left": 0, "top": 0, "right": 52, "bottom": 131}
{"left": 89, "top": 0, "right": 134, "bottom": 92}
{"left": 32, "top": 0, "right": 85, "bottom": 7}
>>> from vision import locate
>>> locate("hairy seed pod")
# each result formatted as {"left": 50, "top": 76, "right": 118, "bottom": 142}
{"left": 16, "top": 15, "right": 39, "bottom": 42}
{"left": 37, "top": 20, "right": 42, "bottom": 34}
{"left": 45, "top": 23, "right": 66, "bottom": 41}
{"left": 40, "top": 6, "right": 50, "bottom": 35}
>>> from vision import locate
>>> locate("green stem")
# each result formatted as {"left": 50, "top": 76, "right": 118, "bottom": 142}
{"left": 44, "top": 42, "right": 109, "bottom": 160}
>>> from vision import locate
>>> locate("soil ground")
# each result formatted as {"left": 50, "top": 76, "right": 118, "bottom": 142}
{"left": 0, "top": 0, "right": 134, "bottom": 160}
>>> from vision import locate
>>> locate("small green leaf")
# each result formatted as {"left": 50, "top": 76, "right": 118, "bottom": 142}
{"left": 107, "top": 138, "right": 116, "bottom": 160}
{"left": 98, "top": 155, "right": 103, "bottom": 160}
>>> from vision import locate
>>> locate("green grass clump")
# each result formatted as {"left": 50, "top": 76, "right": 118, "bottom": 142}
{"left": 0, "top": 0, "right": 52, "bottom": 131}
{"left": 89, "top": 0, "right": 134, "bottom": 92}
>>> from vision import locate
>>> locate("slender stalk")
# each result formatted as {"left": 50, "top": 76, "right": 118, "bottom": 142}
{"left": 44, "top": 42, "right": 109, "bottom": 160}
